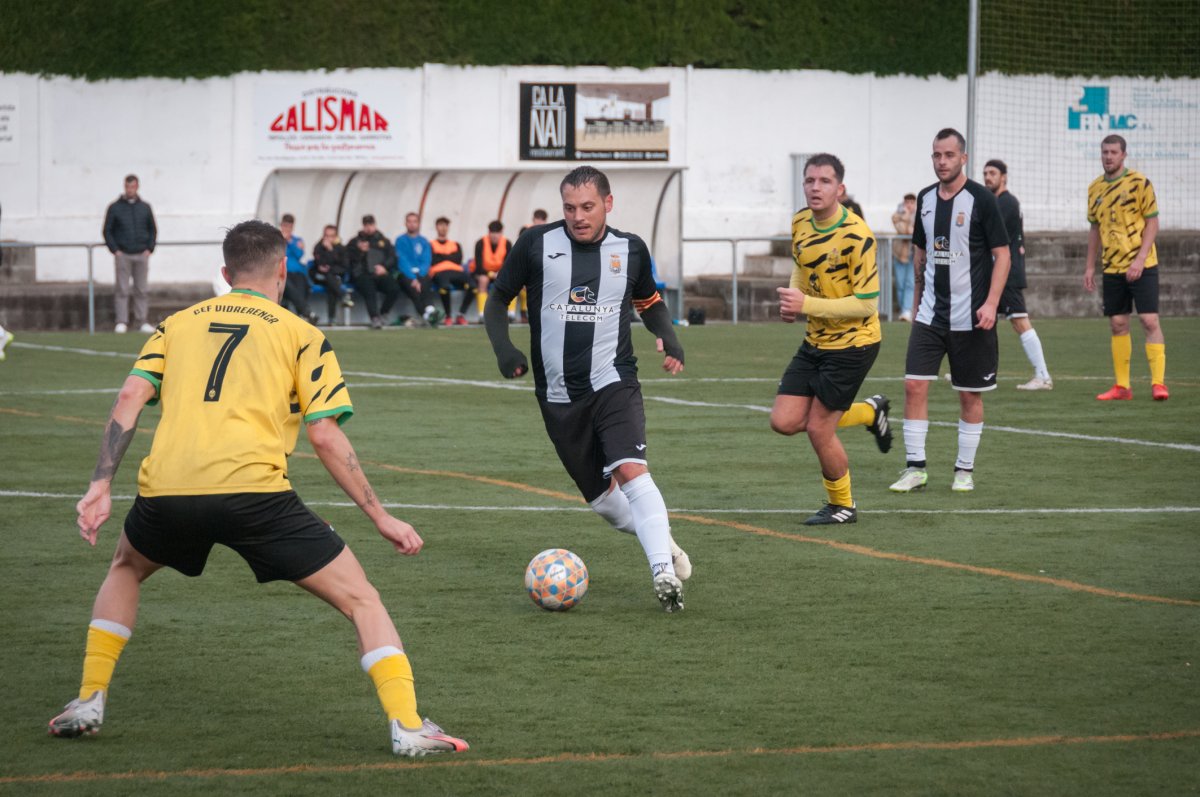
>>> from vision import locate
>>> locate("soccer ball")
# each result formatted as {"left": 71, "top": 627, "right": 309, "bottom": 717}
{"left": 524, "top": 548, "right": 589, "bottom": 611}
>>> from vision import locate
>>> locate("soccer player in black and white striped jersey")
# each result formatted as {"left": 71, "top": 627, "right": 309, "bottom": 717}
{"left": 484, "top": 166, "right": 691, "bottom": 612}
{"left": 890, "top": 128, "right": 1010, "bottom": 494}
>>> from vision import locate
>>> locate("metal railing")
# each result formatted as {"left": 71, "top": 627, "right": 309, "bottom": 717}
{"left": 0, "top": 240, "right": 223, "bottom": 334}
{"left": 681, "top": 233, "right": 911, "bottom": 323}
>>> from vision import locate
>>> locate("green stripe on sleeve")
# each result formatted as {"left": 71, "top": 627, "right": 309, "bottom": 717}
{"left": 304, "top": 406, "right": 354, "bottom": 426}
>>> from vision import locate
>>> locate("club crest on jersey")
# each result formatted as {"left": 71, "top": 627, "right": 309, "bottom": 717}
{"left": 934, "top": 235, "right": 950, "bottom": 251}
{"left": 569, "top": 285, "right": 596, "bottom": 304}
{"left": 955, "top": 211, "right": 965, "bottom": 227}
{"left": 609, "top": 253, "right": 622, "bottom": 274}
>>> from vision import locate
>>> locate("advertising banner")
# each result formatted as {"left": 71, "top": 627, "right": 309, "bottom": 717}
{"left": 520, "top": 82, "right": 669, "bottom": 161}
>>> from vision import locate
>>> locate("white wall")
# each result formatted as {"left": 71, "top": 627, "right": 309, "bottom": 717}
{"left": 9, "top": 65, "right": 1190, "bottom": 285}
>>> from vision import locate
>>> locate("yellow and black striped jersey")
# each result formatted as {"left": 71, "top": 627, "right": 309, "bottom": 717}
{"left": 129, "top": 288, "right": 353, "bottom": 496}
{"left": 790, "top": 205, "right": 881, "bottom": 349}
{"left": 1087, "top": 168, "right": 1159, "bottom": 274}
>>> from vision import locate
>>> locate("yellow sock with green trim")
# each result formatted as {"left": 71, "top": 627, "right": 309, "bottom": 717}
{"left": 1146, "top": 343, "right": 1166, "bottom": 385}
{"left": 823, "top": 471, "right": 853, "bottom": 508}
{"left": 364, "top": 648, "right": 421, "bottom": 728}
{"left": 1111, "top": 334, "right": 1132, "bottom": 388}
{"left": 80, "top": 621, "right": 131, "bottom": 699}
{"left": 838, "top": 402, "right": 874, "bottom": 428}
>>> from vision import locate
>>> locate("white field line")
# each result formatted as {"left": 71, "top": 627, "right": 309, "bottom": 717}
{"left": 4, "top": 491, "right": 1198, "bottom": 516}
{"left": 8, "top": 344, "right": 1198, "bottom": 453}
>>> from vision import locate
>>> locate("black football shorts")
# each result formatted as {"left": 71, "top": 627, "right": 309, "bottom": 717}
{"left": 904, "top": 321, "right": 998, "bottom": 392}
{"left": 124, "top": 491, "right": 346, "bottom": 583}
{"left": 538, "top": 380, "right": 648, "bottom": 503}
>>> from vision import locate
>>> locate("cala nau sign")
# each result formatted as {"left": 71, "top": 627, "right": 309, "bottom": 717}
{"left": 255, "top": 81, "right": 407, "bottom": 164}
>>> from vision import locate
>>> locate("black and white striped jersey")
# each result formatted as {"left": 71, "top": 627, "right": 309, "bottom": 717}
{"left": 492, "top": 221, "right": 662, "bottom": 403}
{"left": 911, "top": 179, "right": 1009, "bottom": 331}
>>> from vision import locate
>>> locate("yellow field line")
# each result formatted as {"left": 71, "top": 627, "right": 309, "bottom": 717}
{"left": 346, "top": 455, "right": 1200, "bottom": 608}
{"left": 5, "top": 728, "right": 1198, "bottom": 785}
{"left": 5, "top": 406, "right": 1195, "bottom": 607}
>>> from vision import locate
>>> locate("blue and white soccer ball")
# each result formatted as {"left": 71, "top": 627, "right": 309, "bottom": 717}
{"left": 524, "top": 548, "right": 589, "bottom": 611}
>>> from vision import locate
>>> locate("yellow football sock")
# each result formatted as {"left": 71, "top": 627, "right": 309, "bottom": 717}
{"left": 476, "top": 291, "right": 487, "bottom": 315}
{"left": 1146, "top": 343, "right": 1166, "bottom": 385}
{"left": 1111, "top": 334, "right": 1131, "bottom": 388}
{"left": 823, "top": 471, "right": 852, "bottom": 508}
{"left": 368, "top": 654, "right": 421, "bottom": 728}
{"left": 80, "top": 623, "right": 130, "bottom": 699}
{"left": 838, "top": 402, "right": 874, "bottom": 428}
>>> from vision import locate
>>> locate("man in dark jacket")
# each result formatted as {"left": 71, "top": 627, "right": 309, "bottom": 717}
{"left": 346, "top": 215, "right": 403, "bottom": 329}
{"left": 310, "top": 224, "right": 353, "bottom": 325}
{"left": 103, "top": 175, "right": 157, "bottom": 334}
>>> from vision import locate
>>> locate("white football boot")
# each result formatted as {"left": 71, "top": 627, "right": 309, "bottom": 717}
{"left": 952, "top": 470, "right": 975, "bottom": 492}
{"left": 889, "top": 467, "right": 929, "bottom": 493}
{"left": 391, "top": 718, "right": 469, "bottom": 757}
{"left": 653, "top": 572, "right": 684, "bottom": 613}
{"left": 49, "top": 690, "right": 105, "bottom": 738}
{"left": 669, "top": 537, "right": 692, "bottom": 581}
{"left": 1016, "top": 376, "right": 1053, "bottom": 391}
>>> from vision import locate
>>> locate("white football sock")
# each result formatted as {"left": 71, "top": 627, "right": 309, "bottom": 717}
{"left": 1019, "top": 328, "right": 1050, "bottom": 380}
{"left": 619, "top": 473, "right": 674, "bottom": 578}
{"left": 589, "top": 483, "right": 636, "bottom": 534}
{"left": 955, "top": 419, "right": 984, "bottom": 471}
{"left": 903, "top": 418, "right": 930, "bottom": 466}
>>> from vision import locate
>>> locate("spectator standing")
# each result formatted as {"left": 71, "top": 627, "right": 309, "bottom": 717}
{"left": 279, "top": 214, "right": 315, "bottom": 324}
{"left": 102, "top": 175, "right": 157, "bottom": 333}
{"left": 347, "top": 215, "right": 402, "bottom": 329}
{"left": 428, "top": 217, "right": 475, "bottom": 326}
{"left": 310, "top": 224, "right": 353, "bottom": 325}
{"left": 472, "top": 221, "right": 511, "bottom": 319}
{"left": 891, "top": 193, "right": 917, "bottom": 321}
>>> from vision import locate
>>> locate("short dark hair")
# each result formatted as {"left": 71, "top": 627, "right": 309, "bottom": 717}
{"left": 560, "top": 166, "right": 611, "bottom": 198}
{"left": 488, "top": 220, "right": 503, "bottom": 233}
{"left": 435, "top": 216, "right": 450, "bottom": 226}
{"left": 984, "top": 159, "right": 1007, "bottom": 175}
{"left": 903, "top": 192, "right": 916, "bottom": 201}
{"left": 532, "top": 208, "right": 548, "bottom": 221}
{"left": 362, "top": 214, "right": 376, "bottom": 225}
{"left": 1101, "top": 134, "right": 1127, "bottom": 152}
{"left": 124, "top": 174, "right": 139, "bottom": 185}
{"left": 323, "top": 224, "right": 338, "bottom": 234}
{"left": 280, "top": 213, "right": 295, "bottom": 225}
{"left": 405, "top": 211, "right": 419, "bottom": 221}
{"left": 935, "top": 128, "right": 967, "bottom": 152}
{"left": 223, "top": 220, "right": 285, "bottom": 282}
{"left": 803, "top": 153, "right": 845, "bottom": 183}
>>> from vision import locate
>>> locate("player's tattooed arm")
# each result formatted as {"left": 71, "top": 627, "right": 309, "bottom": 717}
{"left": 92, "top": 413, "right": 137, "bottom": 481}
{"left": 90, "top": 377, "right": 153, "bottom": 483}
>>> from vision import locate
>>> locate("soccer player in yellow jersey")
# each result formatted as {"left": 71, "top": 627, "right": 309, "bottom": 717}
{"left": 1084, "top": 134, "right": 1167, "bottom": 401}
{"left": 770, "top": 153, "right": 892, "bottom": 525}
{"left": 48, "top": 220, "right": 468, "bottom": 757}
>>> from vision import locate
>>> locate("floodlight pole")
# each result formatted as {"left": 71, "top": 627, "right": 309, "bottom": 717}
{"left": 966, "top": 0, "right": 979, "bottom": 179}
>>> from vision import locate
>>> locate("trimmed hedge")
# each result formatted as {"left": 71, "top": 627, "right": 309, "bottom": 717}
{"left": 0, "top": 0, "right": 1192, "bottom": 80}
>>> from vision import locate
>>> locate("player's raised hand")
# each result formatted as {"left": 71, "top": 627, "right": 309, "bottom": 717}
{"left": 76, "top": 482, "right": 112, "bottom": 546}
{"left": 656, "top": 338, "right": 684, "bottom": 375}
{"left": 376, "top": 514, "right": 424, "bottom": 555}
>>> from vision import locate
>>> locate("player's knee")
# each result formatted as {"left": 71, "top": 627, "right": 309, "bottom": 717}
{"left": 770, "top": 414, "right": 804, "bottom": 435}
